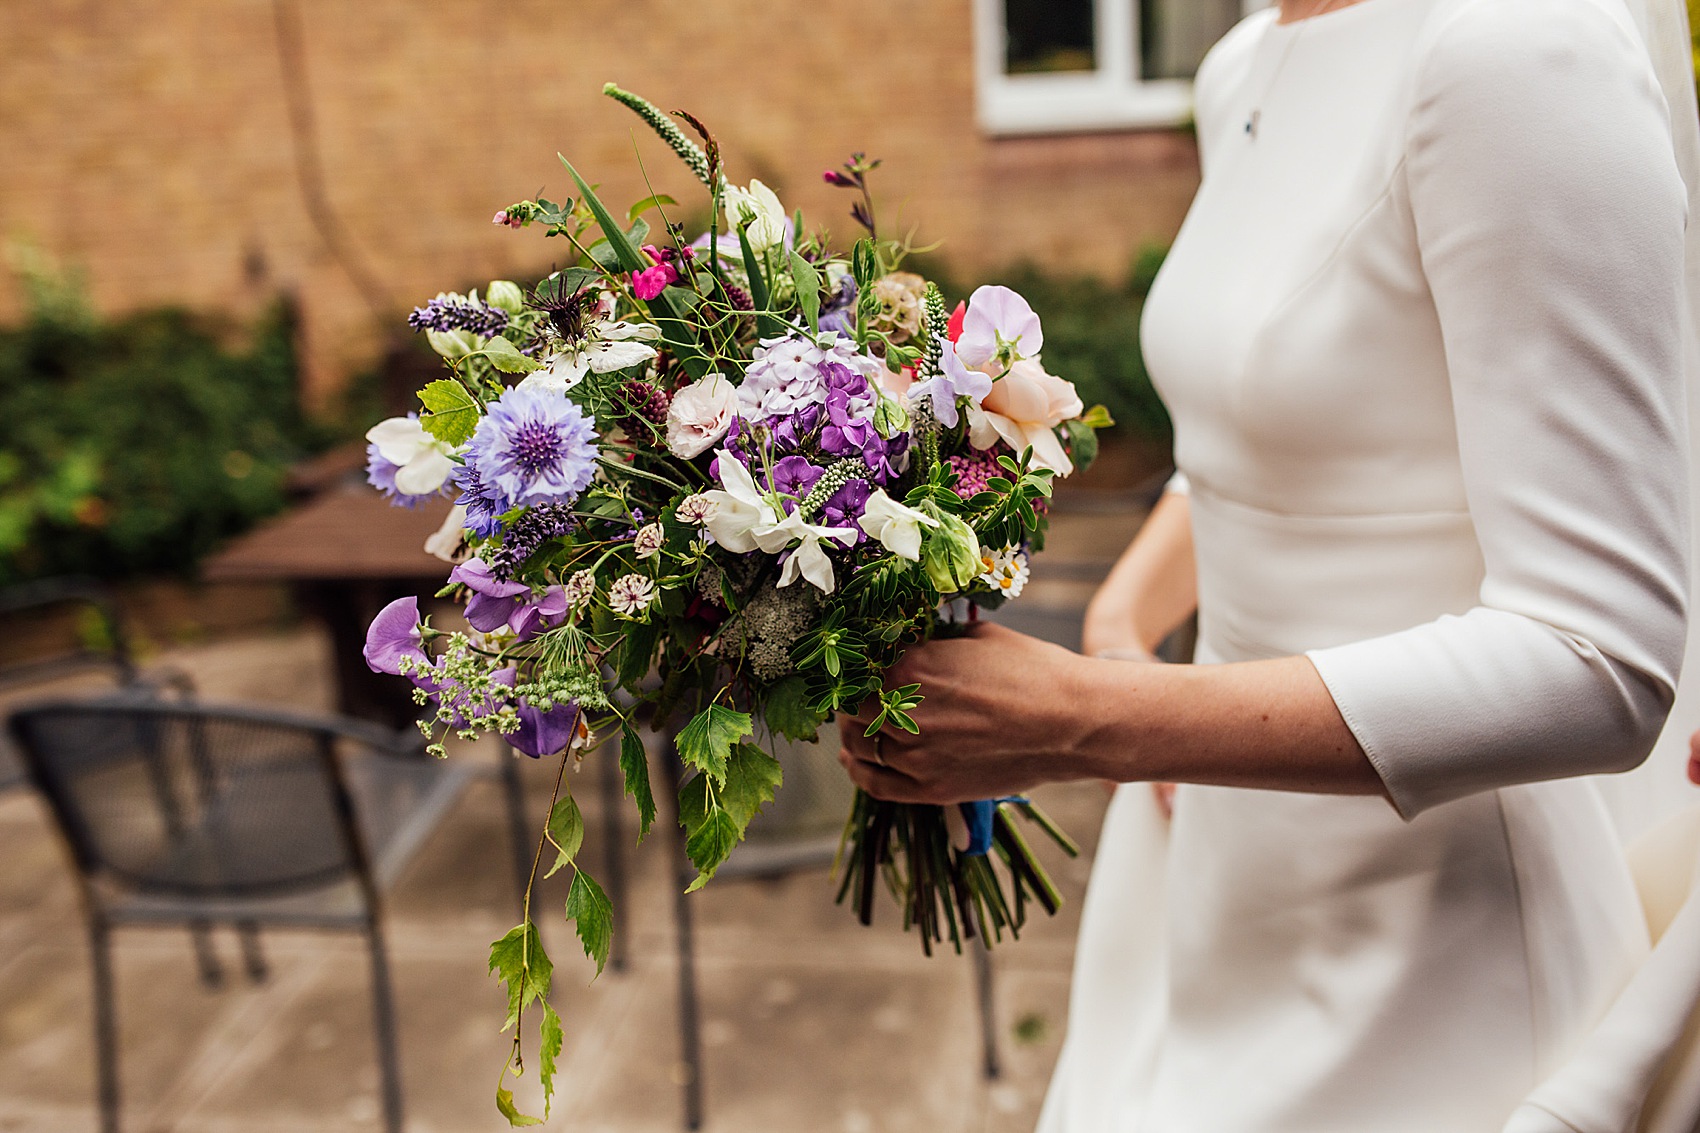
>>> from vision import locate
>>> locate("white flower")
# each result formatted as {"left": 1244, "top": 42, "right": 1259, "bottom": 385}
{"left": 676, "top": 494, "right": 718, "bottom": 525}
{"left": 561, "top": 569, "right": 596, "bottom": 609}
{"left": 367, "top": 416, "right": 458, "bottom": 495}
{"left": 521, "top": 316, "right": 662, "bottom": 394}
{"left": 699, "top": 450, "right": 780, "bottom": 553}
{"left": 857, "top": 489, "right": 940, "bottom": 561}
{"left": 634, "top": 522, "right": 666, "bottom": 558}
{"left": 724, "top": 179, "right": 788, "bottom": 251}
{"left": 424, "top": 504, "right": 471, "bottom": 563}
{"left": 608, "top": 574, "right": 655, "bottom": 616}
{"left": 665, "top": 373, "right": 738, "bottom": 459}
{"left": 760, "top": 511, "right": 859, "bottom": 595}
{"left": 977, "top": 545, "right": 1031, "bottom": 599}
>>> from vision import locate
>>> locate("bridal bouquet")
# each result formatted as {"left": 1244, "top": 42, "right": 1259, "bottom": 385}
{"left": 361, "top": 85, "right": 1105, "bottom": 1121}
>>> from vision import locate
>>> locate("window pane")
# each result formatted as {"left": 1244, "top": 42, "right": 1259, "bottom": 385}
{"left": 1003, "top": 0, "right": 1097, "bottom": 75}
{"left": 1139, "top": 0, "right": 1244, "bottom": 80}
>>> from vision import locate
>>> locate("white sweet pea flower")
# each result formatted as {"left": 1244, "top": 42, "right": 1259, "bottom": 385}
{"left": 724, "top": 180, "right": 788, "bottom": 251}
{"left": 424, "top": 504, "right": 471, "bottom": 563}
{"left": 857, "top": 489, "right": 940, "bottom": 561}
{"left": 699, "top": 450, "right": 779, "bottom": 553}
{"left": 366, "top": 416, "right": 457, "bottom": 495}
{"left": 759, "top": 511, "right": 858, "bottom": 594}
{"left": 665, "top": 373, "right": 738, "bottom": 458}
{"left": 521, "top": 317, "right": 662, "bottom": 394}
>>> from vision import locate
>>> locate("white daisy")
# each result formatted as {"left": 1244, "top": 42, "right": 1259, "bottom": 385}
{"left": 977, "top": 545, "right": 1030, "bottom": 599}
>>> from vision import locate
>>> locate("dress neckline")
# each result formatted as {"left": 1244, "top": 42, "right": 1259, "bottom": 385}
{"left": 1268, "top": 0, "right": 1406, "bottom": 32}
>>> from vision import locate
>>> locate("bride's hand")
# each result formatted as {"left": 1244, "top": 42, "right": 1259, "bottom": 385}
{"left": 1688, "top": 727, "right": 1700, "bottom": 786}
{"left": 839, "top": 621, "right": 1093, "bottom": 804}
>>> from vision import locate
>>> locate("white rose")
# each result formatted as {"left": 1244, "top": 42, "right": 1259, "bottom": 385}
{"left": 665, "top": 373, "right": 739, "bottom": 459}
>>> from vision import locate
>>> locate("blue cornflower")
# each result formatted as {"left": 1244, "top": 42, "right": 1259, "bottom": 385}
{"left": 454, "top": 454, "right": 511, "bottom": 539}
{"left": 464, "top": 385, "right": 600, "bottom": 510}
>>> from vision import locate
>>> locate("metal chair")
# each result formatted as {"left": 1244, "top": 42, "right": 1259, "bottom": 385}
{"left": 7, "top": 698, "right": 478, "bottom": 1133}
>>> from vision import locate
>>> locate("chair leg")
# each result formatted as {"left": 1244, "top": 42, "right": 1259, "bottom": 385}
{"left": 661, "top": 755, "right": 704, "bottom": 1131}
{"left": 89, "top": 917, "right": 122, "bottom": 1133}
{"left": 190, "top": 919, "right": 223, "bottom": 989}
{"left": 498, "top": 749, "right": 532, "bottom": 919}
{"left": 972, "top": 934, "right": 1001, "bottom": 1080}
{"left": 364, "top": 922, "right": 405, "bottom": 1133}
{"left": 237, "top": 921, "right": 268, "bottom": 984}
{"left": 598, "top": 737, "right": 629, "bottom": 974}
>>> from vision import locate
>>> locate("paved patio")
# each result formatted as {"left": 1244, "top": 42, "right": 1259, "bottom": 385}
{"left": 0, "top": 499, "right": 1147, "bottom": 1133}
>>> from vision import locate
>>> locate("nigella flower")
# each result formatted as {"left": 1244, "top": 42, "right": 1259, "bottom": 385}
{"left": 464, "top": 385, "right": 600, "bottom": 509}
{"left": 408, "top": 293, "right": 510, "bottom": 338}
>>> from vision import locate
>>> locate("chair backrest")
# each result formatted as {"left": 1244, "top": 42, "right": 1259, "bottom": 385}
{"left": 8, "top": 701, "right": 368, "bottom": 898}
{"left": 0, "top": 577, "right": 138, "bottom": 690}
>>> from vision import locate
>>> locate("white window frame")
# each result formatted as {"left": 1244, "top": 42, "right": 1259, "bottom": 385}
{"left": 973, "top": 0, "right": 1267, "bottom": 135}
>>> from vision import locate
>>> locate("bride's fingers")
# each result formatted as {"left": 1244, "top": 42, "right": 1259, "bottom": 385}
{"left": 837, "top": 742, "right": 928, "bottom": 801}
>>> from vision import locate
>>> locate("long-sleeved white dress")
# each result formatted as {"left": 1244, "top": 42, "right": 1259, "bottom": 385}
{"left": 1035, "top": 1, "right": 1693, "bottom": 1129}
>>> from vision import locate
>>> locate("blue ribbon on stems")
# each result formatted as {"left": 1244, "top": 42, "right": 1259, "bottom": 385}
{"left": 960, "top": 797, "right": 1025, "bottom": 856}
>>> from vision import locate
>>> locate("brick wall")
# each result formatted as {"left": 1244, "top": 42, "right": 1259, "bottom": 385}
{"left": 0, "top": 0, "right": 1200, "bottom": 408}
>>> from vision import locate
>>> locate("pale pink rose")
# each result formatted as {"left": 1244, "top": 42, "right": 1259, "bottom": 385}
{"left": 880, "top": 365, "right": 915, "bottom": 399}
{"left": 664, "top": 373, "right": 738, "bottom": 459}
{"left": 975, "top": 359, "right": 1084, "bottom": 475}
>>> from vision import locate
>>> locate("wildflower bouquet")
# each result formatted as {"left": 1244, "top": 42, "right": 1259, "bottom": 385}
{"left": 362, "top": 85, "right": 1107, "bottom": 1121}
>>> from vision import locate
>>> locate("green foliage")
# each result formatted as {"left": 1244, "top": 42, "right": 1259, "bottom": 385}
{"left": 762, "top": 674, "right": 824, "bottom": 742}
{"left": 565, "top": 870, "right": 613, "bottom": 975}
{"left": 721, "top": 741, "right": 782, "bottom": 828}
{"left": 675, "top": 702, "right": 751, "bottom": 785}
{"left": 0, "top": 285, "right": 339, "bottom": 584}
{"left": 488, "top": 921, "right": 553, "bottom": 1033}
{"left": 619, "top": 724, "right": 657, "bottom": 839}
{"left": 419, "top": 378, "right": 481, "bottom": 444}
{"left": 543, "top": 794, "right": 584, "bottom": 879}
{"left": 537, "top": 1003, "right": 564, "bottom": 1117}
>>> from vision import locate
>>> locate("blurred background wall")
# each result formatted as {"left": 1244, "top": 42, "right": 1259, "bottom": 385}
{"left": 0, "top": 0, "right": 1208, "bottom": 408}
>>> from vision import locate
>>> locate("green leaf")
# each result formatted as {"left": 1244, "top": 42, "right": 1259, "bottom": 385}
{"left": 763, "top": 675, "right": 823, "bottom": 742}
{"left": 543, "top": 794, "right": 584, "bottom": 879}
{"left": 722, "top": 742, "right": 782, "bottom": 831}
{"left": 481, "top": 335, "right": 542, "bottom": 374}
{"left": 789, "top": 250, "right": 822, "bottom": 335}
{"left": 684, "top": 805, "right": 740, "bottom": 892}
{"left": 538, "top": 1002, "right": 564, "bottom": 1119}
{"left": 615, "top": 618, "right": 661, "bottom": 685}
{"left": 1079, "top": 403, "right": 1115, "bottom": 430}
{"left": 560, "top": 158, "right": 646, "bottom": 271}
{"left": 565, "top": 869, "right": 614, "bottom": 975}
{"left": 497, "top": 1087, "right": 544, "bottom": 1127}
{"left": 620, "top": 725, "right": 657, "bottom": 840}
{"left": 627, "top": 193, "right": 678, "bottom": 223}
{"left": 739, "top": 228, "right": 784, "bottom": 341}
{"left": 418, "top": 379, "right": 480, "bottom": 445}
{"left": 488, "top": 921, "right": 553, "bottom": 1033}
{"left": 1063, "top": 418, "right": 1099, "bottom": 473}
{"left": 675, "top": 703, "right": 751, "bottom": 786}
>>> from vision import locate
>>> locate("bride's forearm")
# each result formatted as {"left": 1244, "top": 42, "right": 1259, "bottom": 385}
{"left": 1084, "top": 491, "right": 1199, "bottom": 656}
{"left": 1063, "top": 652, "right": 1388, "bottom": 798}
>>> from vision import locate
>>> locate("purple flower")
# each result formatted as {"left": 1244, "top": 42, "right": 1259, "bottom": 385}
{"left": 407, "top": 295, "right": 510, "bottom": 338}
{"left": 819, "top": 276, "right": 859, "bottom": 337}
{"left": 485, "top": 503, "right": 576, "bottom": 580}
{"left": 365, "top": 414, "right": 452, "bottom": 508}
{"left": 770, "top": 455, "right": 825, "bottom": 502}
{"left": 767, "top": 403, "right": 823, "bottom": 452}
{"left": 464, "top": 384, "right": 600, "bottom": 509}
{"left": 451, "top": 558, "right": 569, "bottom": 641}
{"left": 908, "top": 340, "right": 992, "bottom": 429}
{"left": 508, "top": 696, "right": 583, "bottom": 758}
{"left": 363, "top": 597, "right": 428, "bottom": 676}
{"left": 954, "top": 285, "right": 1042, "bottom": 372}
{"left": 454, "top": 454, "right": 512, "bottom": 539}
{"left": 819, "top": 477, "right": 873, "bottom": 532}
{"left": 736, "top": 334, "right": 880, "bottom": 422}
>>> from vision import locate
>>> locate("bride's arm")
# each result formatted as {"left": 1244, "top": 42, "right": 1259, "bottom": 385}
{"left": 1081, "top": 487, "right": 1198, "bottom": 660}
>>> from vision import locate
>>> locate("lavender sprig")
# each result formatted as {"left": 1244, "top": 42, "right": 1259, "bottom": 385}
{"left": 408, "top": 296, "right": 511, "bottom": 338}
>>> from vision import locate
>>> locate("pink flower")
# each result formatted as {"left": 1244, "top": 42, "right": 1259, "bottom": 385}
{"left": 665, "top": 373, "right": 738, "bottom": 459}
{"left": 631, "top": 263, "right": 678, "bottom": 300}
{"left": 956, "top": 286, "right": 1043, "bottom": 373}
{"left": 971, "top": 358, "right": 1083, "bottom": 475}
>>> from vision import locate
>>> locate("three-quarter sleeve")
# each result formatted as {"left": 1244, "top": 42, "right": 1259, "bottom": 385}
{"left": 1304, "top": 0, "right": 1691, "bottom": 818}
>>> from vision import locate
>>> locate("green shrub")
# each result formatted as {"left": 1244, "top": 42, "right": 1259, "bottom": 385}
{"left": 0, "top": 278, "right": 332, "bottom": 584}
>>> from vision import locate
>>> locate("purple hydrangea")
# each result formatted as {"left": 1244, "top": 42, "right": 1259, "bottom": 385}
{"left": 464, "top": 385, "right": 600, "bottom": 510}
{"left": 408, "top": 295, "right": 510, "bottom": 338}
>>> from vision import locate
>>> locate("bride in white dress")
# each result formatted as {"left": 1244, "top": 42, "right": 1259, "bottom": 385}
{"left": 840, "top": 0, "right": 1700, "bottom": 1129}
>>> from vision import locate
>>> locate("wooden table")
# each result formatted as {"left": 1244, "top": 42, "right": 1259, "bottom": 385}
{"left": 204, "top": 484, "right": 453, "bottom": 727}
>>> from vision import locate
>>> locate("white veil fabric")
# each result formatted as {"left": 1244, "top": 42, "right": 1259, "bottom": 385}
{"left": 1597, "top": 0, "right": 1700, "bottom": 845}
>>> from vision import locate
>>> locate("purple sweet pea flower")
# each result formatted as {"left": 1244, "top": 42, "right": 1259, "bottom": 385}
{"left": 507, "top": 696, "right": 583, "bottom": 758}
{"left": 363, "top": 596, "right": 428, "bottom": 675}
{"left": 955, "top": 285, "right": 1043, "bottom": 372}
{"left": 450, "top": 558, "right": 567, "bottom": 641}
{"left": 908, "top": 340, "right": 993, "bottom": 429}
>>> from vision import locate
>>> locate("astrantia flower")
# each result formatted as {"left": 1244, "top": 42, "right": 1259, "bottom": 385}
{"left": 464, "top": 384, "right": 600, "bottom": 508}
{"left": 633, "top": 523, "right": 666, "bottom": 558}
{"left": 978, "top": 545, "right": 1031, "bottom": 599}
{"left": 561, "top": 569, "right": 596, "bottom": 610}
{"left": 366, "top": 415, "right": 457, "bottom": 502}
{"left": 676, "top": 494, "right": 717, "bottom": 525}
{"left": 609, "top": 574, "right": 656, "bottom": 616}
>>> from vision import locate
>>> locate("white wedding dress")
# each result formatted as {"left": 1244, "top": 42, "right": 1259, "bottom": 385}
{"left": 1036, "top": 1, "right": 1696, "bottom": 1129}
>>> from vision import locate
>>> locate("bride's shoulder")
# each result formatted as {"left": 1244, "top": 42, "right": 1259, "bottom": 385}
{"left": 1193, "top": 9, "right": 1279, "bottom": 130}
{"left": 1414, "top": 0, "right": 1649, "bottom": 89}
